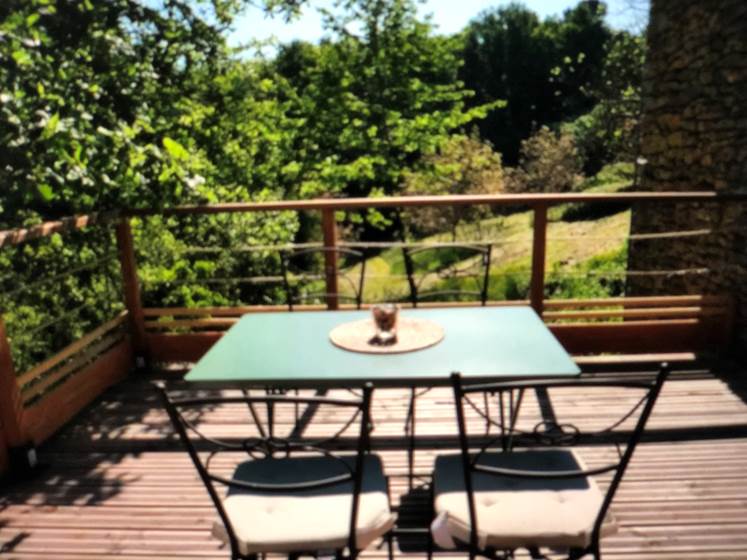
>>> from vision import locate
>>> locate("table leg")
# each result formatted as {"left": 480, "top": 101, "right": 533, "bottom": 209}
{"left": 505, "top": 388, "right": 525, "bottom": 452}
{"left": 404, "top": 387, "right": 436, "bottom": 490}
{"left": 405, "top": 387, "right": 416, "bottom": 491}
{"left": 497, "top": 388, "right": 525, "bottom": 452}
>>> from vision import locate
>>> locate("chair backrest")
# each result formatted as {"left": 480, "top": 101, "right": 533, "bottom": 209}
{"left": 450, "top": 364, "right": 670, "bottom": 552}
{"left": 402, "top": 244, "right": 492, "bottom": 307}
{"left": 155, "top": 382, "right": 374, "bottom": 558}
{"left": 281, "top": 247, "right": 366, "bottom": 310}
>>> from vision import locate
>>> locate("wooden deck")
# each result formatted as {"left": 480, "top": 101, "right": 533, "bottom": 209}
{"left": 2, "top": 365, "right": 747, "bottom": 559}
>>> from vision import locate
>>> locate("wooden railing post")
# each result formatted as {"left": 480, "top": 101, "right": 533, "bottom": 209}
{"left": 321, "top": 209, "right": 339, "bottom": 310}
{"left": 0, "top": 315, "right": 28, "bottom": 472}
{"left": 530, "top": 203, "right": 548, "bottom": 315}
{"left": 115, "top": 218, "right": 148, "bottom": 364}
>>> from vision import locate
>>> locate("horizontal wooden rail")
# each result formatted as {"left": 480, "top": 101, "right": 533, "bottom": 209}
{"left": 147, "top": 309, "right": 726, "bottom": 331}
{"left": 543, "top": 295, "right": 729, "bottom": 309}
{"left": 21, "top": 330, "right": 126, "bottom": 403}
{"left": 145, "top": 318, "right": 236, "bottom": 330}
{"left": 142, "top": 300, "right": 531, "bottom": 319}
{"left": 143, "top": 306, "right": 289, "bottom": 317}
{"left": 543, "top": 306, "right": 728, "bottom": 321}
{"left": 16, "top": 312, "right": 128, "bottom": 388}
{"left": 141, "top": 292, "right": 735, "bottom": 363}
{"left": 0, "top": 193, "right": 741, "bottom": 251}
{"left": 141, "top": 296, "right": 728, "bottom": 319}
{"left": 0, "top": 211, "right": 119, "bottom": 249}
{"left": 125, "top": 191, "right": 747, "bottom": 217}
{"left": 574, "top": 352, "right": 698, "bottom": 366}
{"left": 22, "top": 338, "right": 132, "bottom": 444}
{"left": 550, "top": 317, "right": 732, "bottom": 355}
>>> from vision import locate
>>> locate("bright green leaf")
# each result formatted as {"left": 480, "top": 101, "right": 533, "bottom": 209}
{"left": 12, "top": 50, "right": 32, "bottom": 67}
{"left": 163, "top": 137, "right": 189, "bottom": 161}
{"left": 41, "top": 113, "right": 60, "bottom": 140}
{"left": 37, "top": 183, "right": 54, "bottom": 201}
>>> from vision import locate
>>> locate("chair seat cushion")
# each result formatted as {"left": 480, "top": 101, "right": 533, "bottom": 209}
{"left": 212, "top": 454, "right": 395, "bottom": 555}
{"left": 432, "top": 449, "right": 614, "bottom": 550}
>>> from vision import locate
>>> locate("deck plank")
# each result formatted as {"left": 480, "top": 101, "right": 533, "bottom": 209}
{"left": 2, "top": 369, "right": 747, "bottom": 559}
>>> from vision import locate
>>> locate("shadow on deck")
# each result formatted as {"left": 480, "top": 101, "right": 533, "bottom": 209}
{"left": 2, "top": 364, "right": 747, "bottom": 559}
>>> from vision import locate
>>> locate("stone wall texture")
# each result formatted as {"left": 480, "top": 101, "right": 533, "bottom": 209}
{"left": 628, "top": 0, "right": 747, "bottom": 349}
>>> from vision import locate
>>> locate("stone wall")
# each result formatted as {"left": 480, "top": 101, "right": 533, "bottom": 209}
{"left": 628, "top": 0, "right": 747, "bottom": 349}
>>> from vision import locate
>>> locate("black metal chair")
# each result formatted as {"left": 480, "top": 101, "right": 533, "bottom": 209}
{"left": 431, "top": 364, "right": 670, "bottom": 560}
{"left": 156, "top": 382, "right": 394, "bottom": 560}
{"left": 399, "top": 243, "right": 492, "bottom": 489}
{"left": 401, "top": 244, "right": 492, "bottom": 307}
{"left": 281, "top": 247, "right": 366, "bottom": 311}
{"left": 279, "top": 246, "right": 367, "bottom": 401}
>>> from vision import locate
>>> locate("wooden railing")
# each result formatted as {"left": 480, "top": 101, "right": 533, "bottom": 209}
{"left": 0, "top": 191, "right": 744, "bottom": 475}
{"left": 125, "top": 190, "right": 746, "bottom": 315}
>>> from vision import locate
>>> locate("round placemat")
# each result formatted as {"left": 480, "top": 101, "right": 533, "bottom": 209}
{"left": 329, "top": 317, "right": 445, "bottom": 354}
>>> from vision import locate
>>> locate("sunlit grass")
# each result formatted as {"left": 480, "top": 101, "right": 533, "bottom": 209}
{"left": 339, "top": 163, "right": 632, "bottom": 303}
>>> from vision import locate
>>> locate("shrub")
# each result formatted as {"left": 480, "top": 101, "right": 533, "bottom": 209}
{"left": 402, "top": 134, "right": 505, "bottom": 239}
{"left": 544, "top": 243, "right": 628, "bottom": 300}
{"left": 506, "top": 126, "right": 582, "bottom": 194}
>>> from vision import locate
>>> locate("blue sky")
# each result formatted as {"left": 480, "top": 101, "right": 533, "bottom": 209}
{"left": 229, "top": 0, "right": 649, "bottom": 48}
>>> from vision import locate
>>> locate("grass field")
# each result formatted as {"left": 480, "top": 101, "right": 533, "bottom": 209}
{"left": 337, "top": 163, "right": 634, "bottom": 303}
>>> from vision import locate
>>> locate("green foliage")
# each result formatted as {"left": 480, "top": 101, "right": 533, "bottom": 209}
{"left": 270, "top": 0, "right": 498, "bottom": 237}
{"left": 402, "top": 133, "right": 504, "bottom": 239}
{"left": 0, "top": 227, "right": 123, "bottom": 375}
{"left": 0, "top": 0, "right": 239, "bottom": 223}
{"left": 565, "top": 31, "right": 645, "bottom": 174}
{"left": 0, "top": 0, "right": 304, "bottom": 371}
{"left": 545, "top": 243, "right": 628, "bottom": 300}
{"left": 0, "top": 0, "right": 316, "bottom": 219}
{"left": 460, "top": 1, "right": 612, "bottom": 164}
{"left": 579, "top": 162, "right": 634, "bottom": 191}
{"left": 0, "top": 0, "right": 645, "bottom": 374}
{"left": 137, "top": 212, "right": 299, "bottom": 308}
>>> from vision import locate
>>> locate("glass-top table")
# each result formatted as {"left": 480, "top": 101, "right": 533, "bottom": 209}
{"left": 184, "top": 307, "right": 580, "bottom": 388}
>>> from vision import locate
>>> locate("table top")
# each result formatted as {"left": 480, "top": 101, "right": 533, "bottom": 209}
{"left": 184, "top": 307, "right": 580, "bottom": 388}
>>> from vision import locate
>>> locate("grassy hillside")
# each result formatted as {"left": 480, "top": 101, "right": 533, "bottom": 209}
{"left": 339, "top": 163, "right": 633, "bottom": 303}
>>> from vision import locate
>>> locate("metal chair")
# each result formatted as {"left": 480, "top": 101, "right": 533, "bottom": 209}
{"left": 281, "top": 247, "right": 366, "bottom": 311}
{"left": 279, "top": 246, "right": 367, "bottom": 402}
{"left": 399, "top": 244, "right": 492, "bottom": 489}
{"left": 431, "top": 364, "right": 670, "bottom": 560}
{"left": 156, "top": 382, "right": 394, "bottom": 560}
{"left": 401, "top": 244, "right": 492, "bottom": 307}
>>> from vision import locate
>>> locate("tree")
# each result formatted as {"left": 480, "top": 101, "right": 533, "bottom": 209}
{"left": 0, "top": 0, "right": 307, "bottom": 362}
{"left": 549, "top": 1, "right": 612, "bottom": 117}
{"left": 0, "top": 0, "right": 309, "bottom": 226}
{"left": 1, "top": 1, "right": 196, "bottom": 222}
{"left": 402, "top": 134, "right": 504, "bottom": 239}
{"left": 269, "top": 0, "right": 498, "bottom": 238}
{"left": 565, "top": 30, "right": 645, "bottom": 174}
{"left": 461, "top": 4, "right": 554, "bottom": 165}
{"left": 507, "top": 126, "right": 581, "bottom": 193}
{"left": 460, "top": 1, "right": 612, "bottom": 165}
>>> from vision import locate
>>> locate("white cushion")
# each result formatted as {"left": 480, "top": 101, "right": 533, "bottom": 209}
{"left": 212, "top": 454, "right": 395, "bottom": 555}
{"left": 432, "top": 449, "right": 615, "bottom": 550}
